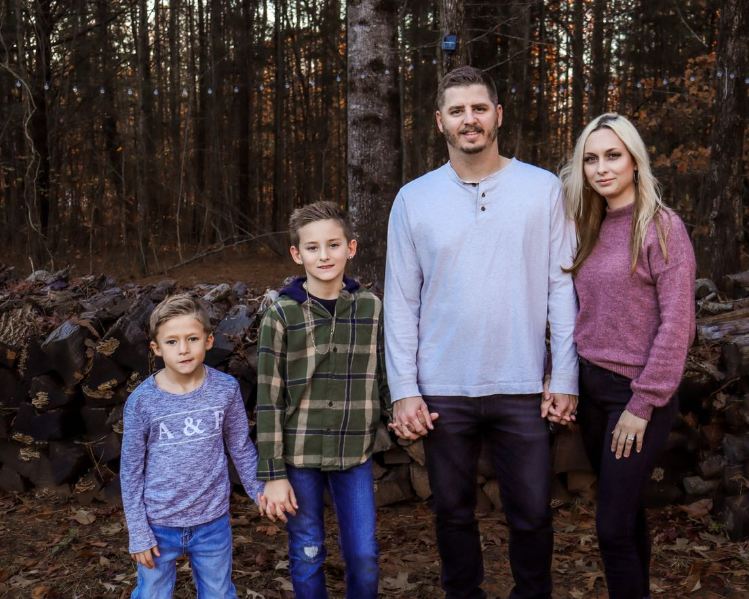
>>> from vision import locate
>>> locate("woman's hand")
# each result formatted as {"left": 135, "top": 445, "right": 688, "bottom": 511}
{"left": 611, "top": 410, "right": 648, "bottom": 459}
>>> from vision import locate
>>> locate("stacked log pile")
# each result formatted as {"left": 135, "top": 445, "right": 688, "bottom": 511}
{"left": 2, "top": 266, "right": 749, "bottom": 540}
{"left": 674, "top": 277, "right": 749, "bottom": 541}
{"left": 0, "top": 267, "right": 261, "bottom": 505}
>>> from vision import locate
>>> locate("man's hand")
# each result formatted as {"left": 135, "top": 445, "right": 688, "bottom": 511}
{"left": 540, "top": 377, "right": 578, "bottom": 425}
{"left": 388, "top": 396, "right": 439, "bottom": 440}
{"left": 262, "top": 479, "right": 298, "bottom": 523}
{"left": 611, "top": 409, "right": 648, "bottom": 459}
{"left": 132, "top": 545, "right": 160, "bottom": 569}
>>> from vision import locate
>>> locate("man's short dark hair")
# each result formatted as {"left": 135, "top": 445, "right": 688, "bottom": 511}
{"left": 436, "top": 66, "right": 499, "bottom": 109}
{"left": 288, "top": 201, "right": 354, "bottom": 246}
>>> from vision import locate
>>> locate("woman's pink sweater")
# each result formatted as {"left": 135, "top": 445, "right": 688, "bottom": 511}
{"left": 574, "top": 203, "right": 696, "bottom": 420}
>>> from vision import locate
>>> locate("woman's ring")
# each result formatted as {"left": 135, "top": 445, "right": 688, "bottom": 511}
{"left": 626, "top": 434, "right": 635, "bottom": 441}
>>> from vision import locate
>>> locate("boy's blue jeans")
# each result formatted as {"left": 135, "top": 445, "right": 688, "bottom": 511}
{"left": 130, "top": 512, "right": 237, "bottom": 599}
{"left": 285, "top": 459, "right": 379, "bottom": 599}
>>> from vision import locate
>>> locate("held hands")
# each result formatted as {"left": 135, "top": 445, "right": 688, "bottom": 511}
{"left": 388, "top": 396, "right": 439, "bottom": 440}
{"left": 540, "top": 376, "right": 578, "bottom": 425}
{"left": 260, "top": 479, "right": 298, "bottom": 523}
{"left": 131, "top": 545, "right": 160, "bottom": 569}
{"left": 611, "top": 409, "right": 648, "bottom": 459}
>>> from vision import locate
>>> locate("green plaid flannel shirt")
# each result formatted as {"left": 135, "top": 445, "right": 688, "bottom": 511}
{"left": 256, "top": 287, "right": 391, "bottom": 480}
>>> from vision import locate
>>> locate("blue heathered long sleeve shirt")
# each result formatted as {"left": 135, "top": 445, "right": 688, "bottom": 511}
{"left": 120, "top": 366, "right": 264, "bottom": 553}
{"left": 384, "top": 159, "right": 578, "bottom": 401}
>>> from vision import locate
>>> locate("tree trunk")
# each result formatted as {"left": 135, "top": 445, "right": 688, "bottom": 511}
{"left": 439, "top": 0, "right": 466, "bottom": 75}
{"left": 30, "top": 0, "right": 52, "bottom": 253}
{"left": 97, "top": 0, "right": 124, "bottom": 253}
{"left": 271, "top": 0, "right": 286, "bottom": 238}
{"left": 590, "top": 0, "right": 608, "bottom": 116}
{"left": 694, "top": 0, "right": 748, "bottom": 281}
{"left": 571, "top": 0, "right": 585, "bottom": 135}
{"left": 347, "top": 0, "right": 402, "bottom": 289}
{"left": 134, "top": 0, "right": 155, "bottom": 274}
{"left": 237, "top": 0, "right": 254, "bottom": 234}
{"left": 532, "top": 0, "right": 548, "bottom": 166}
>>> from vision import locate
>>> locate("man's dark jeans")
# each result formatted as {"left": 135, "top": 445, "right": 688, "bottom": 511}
{"left": 422, "top": 394, "right": 553, "bottom": 599}
{"left": 578, "top": 359, "right": 677, "bottom": 599}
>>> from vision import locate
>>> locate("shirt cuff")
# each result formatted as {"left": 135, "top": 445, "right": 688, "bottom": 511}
{"left": 625, "top": 396, "right": 654, "bottom": 421}
{"left": 389, "top": 380, "right": 421, "bottom": 402}
{"left": 251, "top": 481, "right": 266, "bottom": 504}
{"left": 549, "top": 371, "right": 579, "bottom": 396}
{"left": 257, "top": 458, "right": 288, "bottom": 481}
{"left": 128, "top": 529, "right": 157, "bottom": 554}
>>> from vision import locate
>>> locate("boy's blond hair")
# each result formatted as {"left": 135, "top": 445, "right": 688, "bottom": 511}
{"left": 149, "top": 293, "right": 211, "bottom": 341}
{"left": 288, "top": 201, "right": 354, "bottom": 246}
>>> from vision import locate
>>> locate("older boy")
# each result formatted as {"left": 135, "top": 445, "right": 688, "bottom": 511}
{"left": 256, "top": 200, "right": 390, "bottom": 599}
{"left": 120, "top": 294, "right": 264, "bottom": 599}
{"left": 385, "top": 66, "right": 578, "bottom": 598}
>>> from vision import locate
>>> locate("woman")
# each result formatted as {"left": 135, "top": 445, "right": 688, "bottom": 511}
{"left": 560, "top": 113, "right": 695, "bottom": 599}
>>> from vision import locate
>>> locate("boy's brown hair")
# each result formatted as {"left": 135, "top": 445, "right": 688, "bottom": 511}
{"left": 436, "top": 65, "right": 499, "bottom": 109}
{"left": 288, "top": 201, "right": 354, "bottom": 246}
{"left": 148, "top": 293, "right": 212, "bottom": 341}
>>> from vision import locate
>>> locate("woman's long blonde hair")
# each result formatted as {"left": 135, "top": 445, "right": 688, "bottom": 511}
{"left": 560, "top": 113, "right": 669, "bottom": 276}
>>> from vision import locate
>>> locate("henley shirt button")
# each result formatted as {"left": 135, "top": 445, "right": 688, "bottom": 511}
{"left": 481, "top": 206, "right": 486, "bottom": 212}
{"left": 332, "top": 347, "right": 338, "bottom": 352}
{"left": 328, "top": 401, "right": 333, "bottom": 407}
{"left": 481, "top": 192, "right": 486, "bottom": 197}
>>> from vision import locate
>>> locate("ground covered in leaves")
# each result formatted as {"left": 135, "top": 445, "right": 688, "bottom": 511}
{"left": 1, "top": 492, "right": 748, "bottom": 598}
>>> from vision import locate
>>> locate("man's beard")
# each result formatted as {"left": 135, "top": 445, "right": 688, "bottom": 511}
{"left": 443, "top": 123, "right": 499, "bottom": 155}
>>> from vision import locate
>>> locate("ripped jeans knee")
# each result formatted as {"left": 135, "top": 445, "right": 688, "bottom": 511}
{"left": 289, "top": 539, "right": 327, "bottom": 566}
{"left": 298, "top": 542, "right": 325, "bottom": 562}
{"left": 288, "top": 538, "right": 327, "bottom": 597}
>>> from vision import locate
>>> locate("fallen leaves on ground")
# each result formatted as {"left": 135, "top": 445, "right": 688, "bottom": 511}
{"left": 0, "top": 491, "right": 747, "bottom": 598}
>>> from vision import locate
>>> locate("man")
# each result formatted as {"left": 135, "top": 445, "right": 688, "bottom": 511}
{"left": 384, "top": 66, "right": 578, "bottom": 599}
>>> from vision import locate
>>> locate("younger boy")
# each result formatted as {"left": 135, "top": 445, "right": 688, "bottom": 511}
{"left": 120, "top": 294, "right": 264, "bottom": 599}
{"left": 256, "top": 201, "right": 390, "bottom": 599}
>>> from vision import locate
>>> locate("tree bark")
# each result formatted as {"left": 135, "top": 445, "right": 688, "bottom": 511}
{"left": 271, "top": 0, "right": 286, "bottom": 238}
{"left": 439, "top": 0, "right": 466, "bottom": 76}
{"left": 694, "top": 0, "right": 748, "bottom": 281}
{"left": 30, "top": 0, "right": 52, "bottom": 252}
{"left": 347, "top": 0, "right": 402, "bottom": 289}
{"left": 590, "top": 0, "right": 608, "bottom": 116}
{"left": 134, "top": 0, "right": 156, "bottom": 273}
{"left": 571, "top": 0, "right": 585, "bottom": 135}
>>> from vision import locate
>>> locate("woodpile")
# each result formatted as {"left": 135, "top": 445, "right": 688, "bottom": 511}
{"left": 677, "top": 276, "right": 749, "bottom": 541}
{"left": 0, "top": 266, "right": 260, "bottom": 505}
{"left": 2, "top": 265, "right": 749, "bottom": 539}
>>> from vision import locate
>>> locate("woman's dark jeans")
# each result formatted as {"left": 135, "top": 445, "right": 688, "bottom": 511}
{"left": 422, "top": 394, "right": 553, "bottom": 599}
{"left": 578, "top": 359, "right": 677, "bottom": 599}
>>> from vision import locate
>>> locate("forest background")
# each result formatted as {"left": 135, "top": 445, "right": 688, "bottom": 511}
{"left": 0, "top": 3, "right": 748, "bottom": 596}
{"left": 0, "top": 0, "right": 747, "bottom": 289}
